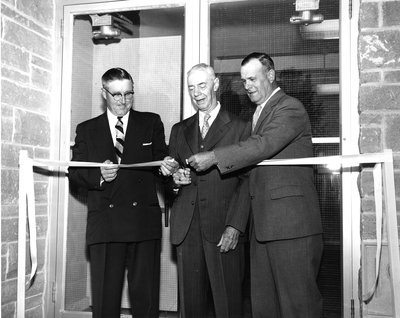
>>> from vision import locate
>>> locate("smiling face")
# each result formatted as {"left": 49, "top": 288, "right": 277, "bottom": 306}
{"left": 187, "top": 68, "right": 219, "bottom": 113}
{"left": 240, "top": 58, "right": 276, "bottom": 106}
{"left": 102, "top": 79, "right": 134, "bottom": 116}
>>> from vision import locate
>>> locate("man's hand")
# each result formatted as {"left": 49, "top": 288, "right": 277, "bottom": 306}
{"left": 160, "top": 156, "right": 179, "bottom": 176}
{"left": 187, "top": 151, "right": 217, "bottom": 172}
{"left": 217, "top": 226, "right": 240, "bottom": 253}
{"left": 173, "top": 168, "right": 191, "bottom": 186}
{"left": 100, "top": 160, "right": 119, "bottom": 182}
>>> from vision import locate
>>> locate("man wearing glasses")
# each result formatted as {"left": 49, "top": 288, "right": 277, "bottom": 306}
{"left": 69, "top": 67, "right": 177, "bottom": 318}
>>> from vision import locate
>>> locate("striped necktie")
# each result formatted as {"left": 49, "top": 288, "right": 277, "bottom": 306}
{"left": 201, "top": 113, "right": 211, "bottom": 139}
{"left": 115, "top": 116, "right": 124, "bottom": 163}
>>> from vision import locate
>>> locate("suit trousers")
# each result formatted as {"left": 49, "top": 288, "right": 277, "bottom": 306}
{"left": 176, "top": 205, "right": 245, "bottom": 318}
{"left": 250, "top": 229, "right": 323, "bottom": 318}
{"left": 89, "top": 240, "right": 161, "bottom": 318}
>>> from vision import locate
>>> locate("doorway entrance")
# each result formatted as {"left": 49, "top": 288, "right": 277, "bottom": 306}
{"left": 51, "top": 0, "right": 357, "bottom": 317}
{"left": 53, "top": 1, "right": 191, "bottom": 317}
{"left": 208, "top": 1, "right": 341, "bottom": 316}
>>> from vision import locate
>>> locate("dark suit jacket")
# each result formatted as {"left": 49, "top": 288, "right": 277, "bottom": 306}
{"left": 168, "top": 109, "right": 250, "bottom": 245}
{"left": 214, "top": 89, "right": 322, "bottom": 241}
{"left": 69, "top": 110, "right": 168, "bottom": 245}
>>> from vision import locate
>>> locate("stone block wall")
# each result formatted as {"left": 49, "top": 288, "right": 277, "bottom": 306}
{"left": 359, "top": 0, "right": 400, "bottom": 316}
{"left": 1, "top": 0, "right": 54, "bottom": 317}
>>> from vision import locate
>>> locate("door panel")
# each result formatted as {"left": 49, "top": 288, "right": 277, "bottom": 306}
{"left": 53, "top": 1, "right": 357, "bottom": 317}
{"left": 207, "top": 1, "right": 342, "bottom": 317}
{"left": 56, "top": 1, "right": 193, "bottom": 316}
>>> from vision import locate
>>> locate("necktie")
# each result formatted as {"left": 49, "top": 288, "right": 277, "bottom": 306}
{"left": 201, "top": 113, "right": 211, "bottom": 139}
{"left": 115, "top": 116, "right": 124, "bottom": 163}
{"left": 252, "top": 105, "right": 263, "bottom": 132}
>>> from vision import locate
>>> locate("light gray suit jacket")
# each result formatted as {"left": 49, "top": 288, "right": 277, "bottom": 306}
{"left": 215, "top": 89, "right": 322, "bottom": 241}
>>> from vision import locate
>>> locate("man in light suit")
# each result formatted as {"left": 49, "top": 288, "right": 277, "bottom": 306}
{"left": 69, "top": 67, "right": 173, "bottom": 318}
{"left": 188, "top": 53, "right": 323, "bottom": 318}
{"left": 162, "top": 63, "right": 249, "bottom": 317}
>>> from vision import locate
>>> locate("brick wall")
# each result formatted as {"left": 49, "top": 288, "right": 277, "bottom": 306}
{"left": 1, "top": 0, "right": 54, "bottom": 317}
{"left": 359, "top": 0, "right": 400, "bottom": 316}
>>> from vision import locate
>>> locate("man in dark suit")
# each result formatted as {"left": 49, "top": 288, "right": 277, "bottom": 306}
{"left": 188, "top": 53, "right": 323, "bottom": 318}
{"left": 161, "top": 63, "right": 249, "bottom": 317}
{"left": 69, "top": 67, "right": 172, "bottom": 318}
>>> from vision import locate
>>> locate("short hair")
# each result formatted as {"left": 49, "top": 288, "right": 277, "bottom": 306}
{"left": 241, "top": 52, "right": 275, "bottom": 73}
{"left": 187, "top": 63, "right": 216, "bottom": 81}
{"left": 102, "top": 67, "right": 133, "bottom": 87}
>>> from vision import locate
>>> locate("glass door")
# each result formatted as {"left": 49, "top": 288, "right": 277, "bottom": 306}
{"left": 52, "top": 0, "right": 358, "bottom": 317}
{"left": 54, "top": 1, "right": 201, "bottom": 317}
{"left": 199, "top": 0, "right": 352, "bottom": 317}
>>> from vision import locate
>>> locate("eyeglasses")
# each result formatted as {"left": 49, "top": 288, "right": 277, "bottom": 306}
{"left": 103, "top": 87, "right": 134, "bottom": 102}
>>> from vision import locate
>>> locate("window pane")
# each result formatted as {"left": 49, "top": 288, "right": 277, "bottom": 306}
{"left": 210, "top": 1, "right": 341, "bottom": 316}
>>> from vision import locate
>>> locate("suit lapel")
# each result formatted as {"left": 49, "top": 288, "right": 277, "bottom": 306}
{"left": 181, "top": 109, "right": 233, "bottom": 154}
{"left": 253, "top": 89, "right": 285, "bottom": 133}
{"left": 203, "top": 109, "right": 232, "bottom": 150}
{"left": 122, "top": 110, "right": 139, "bottom": 163}
{"left": 183, "top": 113, "right": 199, "bottom": 155}
{"left": 92, "top": 112, "right": 116, "bottom": 162}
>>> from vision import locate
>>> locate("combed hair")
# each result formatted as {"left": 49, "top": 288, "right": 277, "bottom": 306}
{"left": 102, "top": 67, "right": 133, "bottom": 86}
{"left": 241, "top": 52, "right": 275, "bottom": 73}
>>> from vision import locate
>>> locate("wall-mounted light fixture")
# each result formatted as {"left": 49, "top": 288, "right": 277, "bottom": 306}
{"left": 300, "top": 19, "right": 339, "bottom": 40}
{"left": 290, "top": 0, "right": 324, "bottom": 25}
{"left": 90, "top": 14, "right": 134, "bottom": 40}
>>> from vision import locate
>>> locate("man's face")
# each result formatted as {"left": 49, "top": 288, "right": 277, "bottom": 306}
{"left": 102, "top": 79, "right": 134, "bottom": 116}
{"left": 240, "top": 59, "right": 274, "bottom": 105}
{"left": 187, "top": 69, "right": 219, "bottom": 112}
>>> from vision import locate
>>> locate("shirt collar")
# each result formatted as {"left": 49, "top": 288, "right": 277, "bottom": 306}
{"left": 258, "top": 87, "right": 280, "bottom": 111}
{"left": 107, "top": 109, "right": 130, "bottom": 142}
{"left": 107, "top": 108, "right": 130, "bottom": 126}
{"left": 199, "top": 102, "right": 221, "bottom": 128}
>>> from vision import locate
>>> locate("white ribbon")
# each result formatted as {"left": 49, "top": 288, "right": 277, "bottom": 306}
{"left": 17, "top": 150, "right": 398, "bottom": 317}
{"left": 32, "top": 158, "right": 163, "bottom": 168}
{"left": 256, "top": 152, "right": 388, "bottom": 166}
{"left": 362, "top": 164, "right": 383, "bottom": 303}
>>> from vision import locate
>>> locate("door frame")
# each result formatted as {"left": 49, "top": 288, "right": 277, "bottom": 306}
{"left": 197, "top": 1, "right": 360, "bottom": 315}
{"left": 340, "top": 0, "right": 361, "bottom": 317}
{"left": 49, "top": 1, "right": 202, "bottom": 317}
{"left": 49, "top": 0, "right": 360, "bottom": 317}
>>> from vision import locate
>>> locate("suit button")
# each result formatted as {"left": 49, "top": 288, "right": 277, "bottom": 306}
{"left": 191, "top": 201, "right": 195, "bottom": 205}
{"left": 250, "top": 196, "right": 254, "bottom": 200}
{"left": 132, "top": 202, "right": 138, "bottom": 206}
{"left": 109, "top": 204, "right": 114, "bottom": 208}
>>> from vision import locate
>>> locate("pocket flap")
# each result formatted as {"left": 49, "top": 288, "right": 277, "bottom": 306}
{"left": 270, "top": 185, "right": 303, "bottom": 199}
